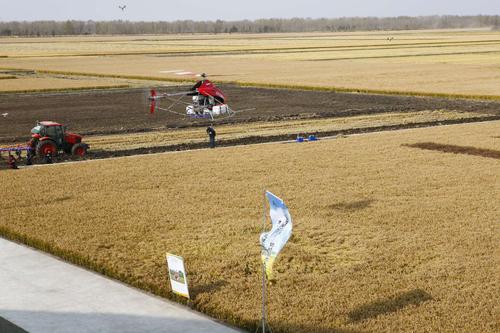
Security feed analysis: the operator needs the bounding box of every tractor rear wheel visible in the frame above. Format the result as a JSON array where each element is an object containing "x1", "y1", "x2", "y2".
[
  {"x1": 36, "y1": 140, "x2": 57, "y2": 157},
  {"x1": 71, "y1": 143, "x2": 87, "y2": 157}
]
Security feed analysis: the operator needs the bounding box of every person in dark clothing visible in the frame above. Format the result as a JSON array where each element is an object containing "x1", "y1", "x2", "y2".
[
  {"x1": 44, "y1": 153, "x2": 53, "y2": 164},
  {"x1": 206, "y1": 126, "x2": 216, "y2": 148},
  {"x1": 26, "y1": 149, "x2": 33, "y2": 165},
  {"x1": 8, "y1": 153, "x2": 18, "y2": 169}
]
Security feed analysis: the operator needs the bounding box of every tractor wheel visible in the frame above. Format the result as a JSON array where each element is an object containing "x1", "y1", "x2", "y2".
[
  {"x1": 36, "y1": 140, "x2": 57, "y2": 157},
  {"x1": 71, "y1": 143, "x2": 87, "y2": 157}
]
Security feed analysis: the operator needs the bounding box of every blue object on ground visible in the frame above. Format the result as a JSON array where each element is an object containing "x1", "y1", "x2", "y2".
[
  {"x1": 296, "y1": 137, "x2": 305, "y2": 143},
  {"x1": 308, "y1": 135, "x2": 318, "y2": 141}
]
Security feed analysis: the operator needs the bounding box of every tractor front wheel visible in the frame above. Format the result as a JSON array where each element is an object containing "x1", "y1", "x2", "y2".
[
  {"x1": 71, "y1": 143, "x2": 87, "y2": 157},
  {"x1": 36, "y1": 140, "x2": 57, "y2": 157}
]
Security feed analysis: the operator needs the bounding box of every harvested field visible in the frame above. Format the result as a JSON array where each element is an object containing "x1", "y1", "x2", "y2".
[
  {"x1": 0, "y1": 121, "x2": 498, "y2": 333},
  {"x1": 1, "y1": 29, "x2": 499, "y2": 97},
  {"x1": 1, "y1": 85, "x2": 499, "y2": 143},
  {"x1": 0, "y1": 76, "x2": 130, "y2": 92},
  {"x1": 2, "y1": 30, "x2": 498, "y2": 58},
  {"x1": 0, "y1": 70, "x2": 171, "y2": 93}
]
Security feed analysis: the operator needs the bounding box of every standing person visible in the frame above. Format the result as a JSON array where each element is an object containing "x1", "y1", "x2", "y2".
[
  {"x1": 206, "y1": 126, "x2": 216, "y2": 149},
  {"x1": 44, "y1": 153, "x2": 53, "y2": 164},
  {"x1": 8, "y1": 153, "x2": 18, "y2": 169},
  {"x1": 26, "y1": 149, "x2": 33, "y2": 166}
]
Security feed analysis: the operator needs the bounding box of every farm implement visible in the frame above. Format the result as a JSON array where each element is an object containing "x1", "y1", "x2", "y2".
[
  {"x1": 1, "y1": 121, "x2": 89, "y2": 168},
  {"x1": 0, "y1": 145, "x2": 33, "y2": 169}
]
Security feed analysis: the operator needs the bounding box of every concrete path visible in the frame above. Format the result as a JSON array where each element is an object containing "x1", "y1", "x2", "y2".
[{"x1": 0, "y1": 238, "x2": 243, "y2": 333}]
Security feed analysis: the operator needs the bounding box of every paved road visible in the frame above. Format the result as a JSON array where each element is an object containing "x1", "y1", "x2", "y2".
[{"x1": 0, "y1": 238, "x2": 243, "y2": 333}]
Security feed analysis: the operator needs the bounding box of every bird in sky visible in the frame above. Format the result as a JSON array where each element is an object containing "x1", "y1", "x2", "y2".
[{"x1": 119, "y1": 5, "x2": 127, "y2": 11}]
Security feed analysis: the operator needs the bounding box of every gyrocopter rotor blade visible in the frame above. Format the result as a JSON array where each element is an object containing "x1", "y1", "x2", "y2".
[
  {"x1": 185, "y1": 72, "x2": 237, "y2": 78},
  {"x1": 158, "y1": 70, "x2": 240, "y2": 78}
]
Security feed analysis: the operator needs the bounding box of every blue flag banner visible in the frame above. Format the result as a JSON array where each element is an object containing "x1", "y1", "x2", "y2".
[{"x1": 260, "y1": 191, "x2": 293, "y2": 279}]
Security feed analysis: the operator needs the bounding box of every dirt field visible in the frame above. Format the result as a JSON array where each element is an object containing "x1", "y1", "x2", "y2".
[
  {"x1": 1, "y1": 85, "x2": 499, "y2": 143},
  {"x1": 0, "y1": 121, "x2": 498, "y2": 333}
]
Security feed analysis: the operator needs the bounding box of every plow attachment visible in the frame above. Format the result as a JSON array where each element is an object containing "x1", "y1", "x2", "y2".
[
  {"x1": 0, "y1": 146, "x2": 32, "y2": 154},
  {"x1": 0, "y1": 145, "x2": 33, "y2": 169}
]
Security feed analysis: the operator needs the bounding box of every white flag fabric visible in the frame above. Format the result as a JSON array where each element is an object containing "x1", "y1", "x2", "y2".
[{"x1": 260, "y1": 191, "x2": 293, "y2": 279}]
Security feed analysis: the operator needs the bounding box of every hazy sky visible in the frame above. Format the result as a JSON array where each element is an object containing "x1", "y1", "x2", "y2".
[{"x1": 0, "y1": 0, "x2": 498, "y2": 21}]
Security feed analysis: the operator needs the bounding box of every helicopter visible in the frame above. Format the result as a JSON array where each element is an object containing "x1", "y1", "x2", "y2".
[{"x1": 147, "y1": 72, "x2": 252, "y2": 121}]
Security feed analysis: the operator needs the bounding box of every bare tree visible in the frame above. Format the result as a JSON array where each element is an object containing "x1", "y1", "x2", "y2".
[{"x1": 1, "y1": 15, "x2": 499, "y2": 36}]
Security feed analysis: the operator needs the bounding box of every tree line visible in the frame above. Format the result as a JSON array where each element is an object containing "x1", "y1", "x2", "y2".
[{"x1": 0, "y1": 15, "x2": 499, "y2": 36}]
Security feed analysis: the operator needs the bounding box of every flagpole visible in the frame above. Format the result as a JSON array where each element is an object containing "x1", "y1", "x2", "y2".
[
  {"x1": 262, "y1": 191, "x2": 267, "y2": 333},
  {"x1": 257, "y1": 191, "x2": 267, "y2": 333},
  {"x1": 261, "y1": 263, "x2": 266, "y2": 333}
]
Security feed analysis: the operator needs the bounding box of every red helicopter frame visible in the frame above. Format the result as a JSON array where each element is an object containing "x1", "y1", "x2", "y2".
[{"x1": 148, "y1": 73, "x2": 252, "y2": 120}]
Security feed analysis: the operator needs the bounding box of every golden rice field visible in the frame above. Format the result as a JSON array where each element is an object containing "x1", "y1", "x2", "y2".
[
  {"x1": 1, "y1": 29, "x2": 498, "y2": 57},
  {"x1": 1, "y1": 29, "x2": 500, "y2": 97},
  {"x1": 0, "y1": 76, "x2": 130, "y2": 92},
  {"x1": 1, "y1": 121, "x2": 498, "y2": 333},
  {"x1": 0, "y1": 71, "x2": 172, "y2": 92}
]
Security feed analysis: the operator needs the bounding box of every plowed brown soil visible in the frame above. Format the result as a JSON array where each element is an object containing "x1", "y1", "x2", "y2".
[{"x1": 1, "y1": 85, "x2": 499, "y2": 143}]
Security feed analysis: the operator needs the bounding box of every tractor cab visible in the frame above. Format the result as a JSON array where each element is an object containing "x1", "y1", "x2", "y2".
[
  {"x1": 30, "y1": 121, "x2": 88, "y2": 157},
  {"x1": 31, "y1": 122, "x2": 66, "y2": 147}
]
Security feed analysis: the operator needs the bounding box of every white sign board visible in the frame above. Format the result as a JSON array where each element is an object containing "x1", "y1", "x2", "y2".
[{"x1": 166, "y1": 253, "x2": 190, "y2": 299}]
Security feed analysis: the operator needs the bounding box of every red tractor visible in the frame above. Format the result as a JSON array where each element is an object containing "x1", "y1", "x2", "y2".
[{"x1": 30, "y1": 121, "x2": 89, "y2": 157}]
